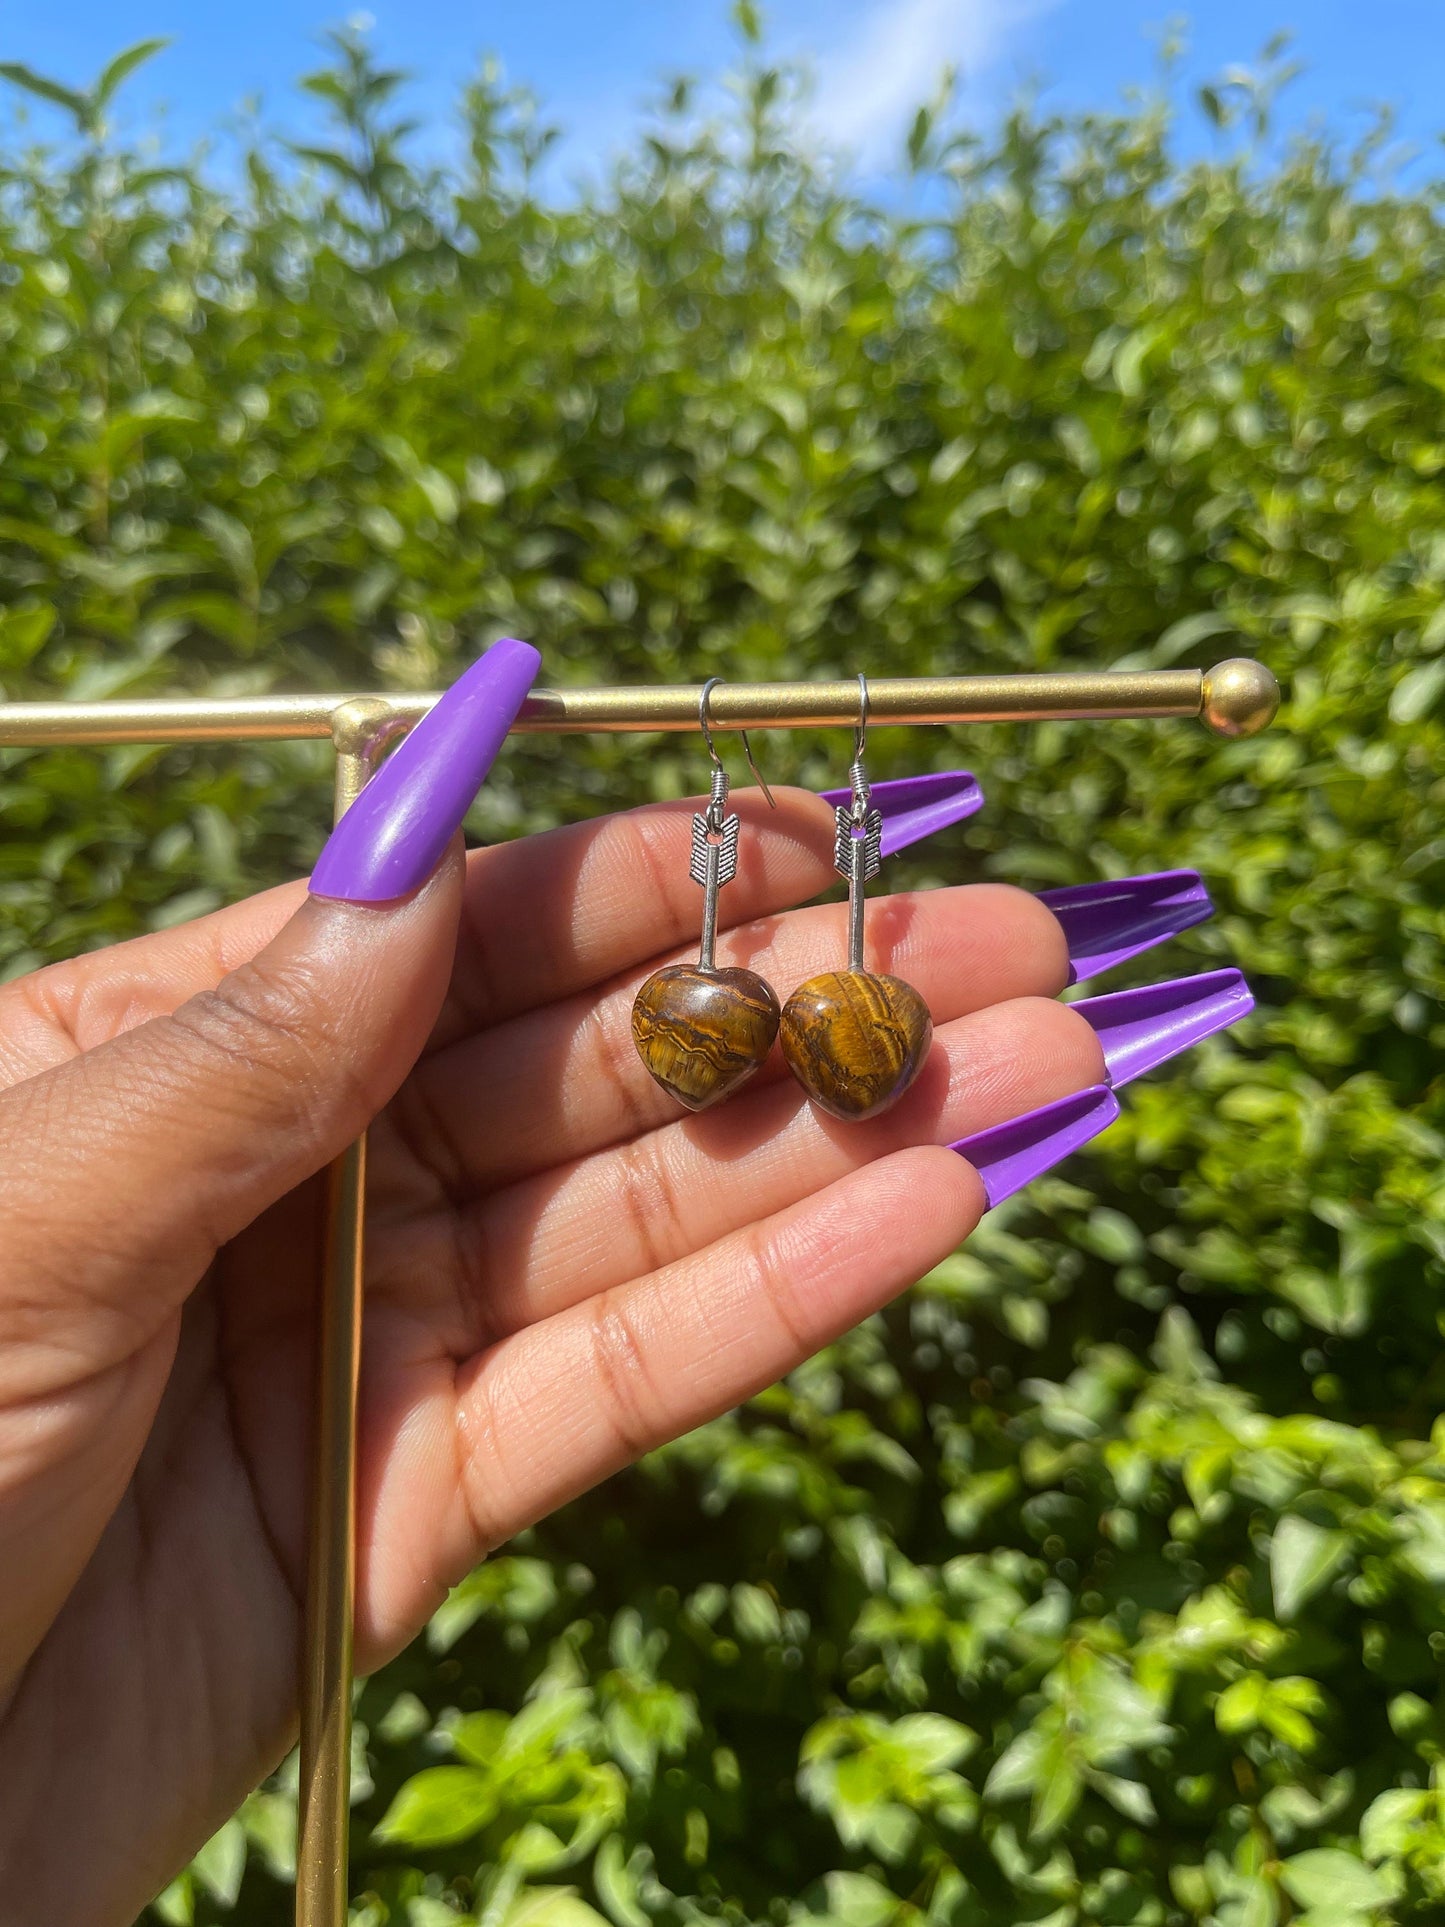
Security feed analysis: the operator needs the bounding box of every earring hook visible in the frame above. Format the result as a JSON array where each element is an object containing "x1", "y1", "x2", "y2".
[
  {"x1": 847, "y1": 672, "x2": 872, "y2": 826},
  {"x1": 853, "y1": 671, "x2": 870, "y2": 764},
  {"x1": 699, "y1": 676, "x2": 776, "y2": 809},
  {"x1": 699, "y1": 676, "x2": 725, "y2": 772}
]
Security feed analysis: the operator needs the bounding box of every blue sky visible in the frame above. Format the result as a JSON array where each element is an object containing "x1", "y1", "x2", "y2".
[{"x1": 1, "y1": 1, "x2": 1441, "y2": 184}]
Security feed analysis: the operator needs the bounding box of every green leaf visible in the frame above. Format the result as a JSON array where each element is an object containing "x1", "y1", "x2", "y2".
[
  {"x1": 1389, "y1": 657, "x2": 1445, "y2": 724},
  {"x1": 150, "y1": 1874, "x2": 194, "y2": 1926},
  {"x1": 731, "y1": 0, "x2": 763, "y2": 41},
  {"x1": 1280, "y1": 1849, "x2": 1392, "y2": 1914},
  {"x1": 1150, "y1": 610, "x2": 1236, "y2": 664},
  {"x1": 983, "y1": 1728, "x2": 1043, "y2": 1802},
  {"x1": 92, "y1": 37, "x2": 172, "y2": 110},
  {"x1": 0, "y1": 601, "x2": 56, "y2": 669},
  {"x1": 1216, "y1": 1674, "x2": 1266, "y2": 1734},
  {"x1": 889, "y1": 1713, "x2": 975, "y2": 1772},
  {"x1": 1090, "y1": 1770, "x2": 1157, "y2": 1824},
  {"x1": 0, "y1": 62, "x2": 88, "y2": 124},
  {"x1": 372, "y1": 1765, "x2": 498, "y2": 1848},
  {"x1": 1113, "y1": 327, "x2": 1158, "y2": 399},
  {"x1": 1360, "y1": 1788, "x2": 1431, "y2": 1861},
  {"x1": 502, "y1": 1888, "x2": 612, "y2": 1927},
  {"x1": 1031, "y1": 1751, "x2": 1083, "y2": 1839},
  {"x1": 191, "y1": 1818, "x2": 246, "y2": 1907},
  {"x1": 1270, "y1": 1515, "x2": 1349, "y2": 1620}
]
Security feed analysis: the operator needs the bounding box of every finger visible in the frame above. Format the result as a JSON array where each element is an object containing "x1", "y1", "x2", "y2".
[
  {"x1": 0, "y1": 884, "x2": 306, "y2": 1088},
  {"x1": 379, "y1": 882, "x2": 1070, "y2": 1191},
  {"x1": 430, "y1": 784, "x2": 838, "y2": 1042},
  {"x1": 462, "y1": 1145, "x2": 978, "y2": 1525},
  {"x1": 0, "y1": 786, "x2": 826, "y2": 1085},
  {"x1": 0, "y1": 786, "x2": 828, "y2": 1087},
  {"x1": 0, "y1": 860, "x2": 463, "y2": 1393},
  {"x1": 374, "y1": 993, "x2": 1104, "y2": 1347},
  {"x1": 356, "y1": 1145, "x2": 981, "y2": 1647}
]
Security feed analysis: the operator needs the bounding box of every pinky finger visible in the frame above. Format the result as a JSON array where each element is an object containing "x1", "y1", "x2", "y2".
[{"x1": 452, "y1": 1146, "x2": 984, "y2": 1551}]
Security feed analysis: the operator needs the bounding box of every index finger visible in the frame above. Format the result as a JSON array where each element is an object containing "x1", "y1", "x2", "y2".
[
  {"x1": 431, "y1": 785, "x2": 838, "y2": 1044},
  {"x1": 0, "y1": 882, "x2": 305, "y2": 1087}
]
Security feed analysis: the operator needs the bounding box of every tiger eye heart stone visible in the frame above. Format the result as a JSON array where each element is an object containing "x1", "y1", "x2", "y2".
[
  {"x1": 780, "y1": 969, "x2": 932, "y2": 1121},
  {"x1": 631, "y1": 963, "x2": 781, "y2": 1112}
]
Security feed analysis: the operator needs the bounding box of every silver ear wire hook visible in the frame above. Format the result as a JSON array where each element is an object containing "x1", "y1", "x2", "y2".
[
  {"x1": 700, "y1": 675, "x2": 776, "y2": 811},
  {"x1": 836, "y1": 672, "x2": 881, "y2": 970},
  {"x1": 848, "y1": 671, "x2": 872, "y2": 825},
  {"x1": 698, "y1": 675, "x2": 725, "y2": 774}
]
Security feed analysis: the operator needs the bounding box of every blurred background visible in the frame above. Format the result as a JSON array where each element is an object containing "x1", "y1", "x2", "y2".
[
  {"x1": 7, "y1": 0, "x2": 1445, "y2": 186},
  {"x1": 1, "y1": 3, "x2": 1443, "y2": 1923}
]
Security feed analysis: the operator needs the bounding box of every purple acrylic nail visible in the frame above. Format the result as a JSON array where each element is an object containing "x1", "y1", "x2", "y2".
[
  {"x1": 310, "y1": 637, "x2": 541, "y2": 903},
  {"x1": 950, "y1": 1084, "x2": 1120, "y2": 1208},
  {"x1": 820, "y1": 769, "x2": 984, "y2": 857},
  {"x1": 1072, "y1": 968, "x2": 1253, "y2": 1087},
  {"x1": 1039, "y1": 870, "x2": 1214, "y2": 984}
]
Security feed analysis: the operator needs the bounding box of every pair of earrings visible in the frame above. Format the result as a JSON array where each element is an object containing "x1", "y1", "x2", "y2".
[{"x1": 631, "y1": 677, "x2": 933, "y2": 1122}]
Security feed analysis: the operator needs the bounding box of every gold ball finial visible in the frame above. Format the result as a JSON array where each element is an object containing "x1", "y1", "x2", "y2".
[{"x1": 1201, "y1": 658, "x2": 1280, "y2": 738}]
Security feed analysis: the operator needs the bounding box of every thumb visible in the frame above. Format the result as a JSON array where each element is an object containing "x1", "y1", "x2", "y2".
[
  {"x1": 0, "y1": 869, "x2": 462, "y2": 1350},
  {"x1": 0, "y1": 867, "x2": 463, "y2": 1690},
  {"x1": 0, "y1": 636, "x2": 540, "y2": 1368},
  {"x1": 0, "y1": 644, "x2": 536, "y2": 1688}
]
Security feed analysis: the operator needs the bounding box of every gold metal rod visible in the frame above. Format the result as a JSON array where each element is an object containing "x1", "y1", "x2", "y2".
[
  {"x1": 0, "y1": 658, "x2": 1280, "y2": 747},
  {"x1": 296, "y1": 700, "x2": 404, "y2": 1927}
]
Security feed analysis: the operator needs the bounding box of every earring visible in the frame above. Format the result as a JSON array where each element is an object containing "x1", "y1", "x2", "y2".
[
  {"x1": 631, "y1": 679, "x2": 781, "y2": 1112},
  {"x1": 781, "y1": 675, "x2": 932, "y2": 1120}
]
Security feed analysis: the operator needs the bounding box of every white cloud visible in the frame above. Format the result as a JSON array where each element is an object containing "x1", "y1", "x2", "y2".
[{"x1": 808, "y1": 0, "x2": 1058, "y2": 166}]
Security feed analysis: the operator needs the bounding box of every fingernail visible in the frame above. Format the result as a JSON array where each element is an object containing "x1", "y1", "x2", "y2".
[
  {"x1": 310, "y1": 638, "x2": 541, "y2": 902},
  {"x1": 1072, "y1": 968, "x2": 1253, "y2": 1087},
  {"x1": 1038, "y1": 870, "x2": 1213, "y2": 984},
  {"x1": 950, "y1": 1084, "x2": 1119, "y2": 1208},
  {"x1": 819, "y1": 770, "x2": 983, "y2": 857}
]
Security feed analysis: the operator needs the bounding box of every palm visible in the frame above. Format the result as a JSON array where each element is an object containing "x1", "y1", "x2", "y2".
[{"x1": 0, "y1": 792, "x2": 1100, "y2": 1919}]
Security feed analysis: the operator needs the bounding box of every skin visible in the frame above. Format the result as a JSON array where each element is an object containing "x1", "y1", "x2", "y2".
[{"x1": 0, "y1": 787, "x2": 1104, "y2": 1923}]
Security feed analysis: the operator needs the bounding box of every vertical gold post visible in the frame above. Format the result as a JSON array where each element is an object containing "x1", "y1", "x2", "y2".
[{"x1": 297, "y1": 699, "x2": 404, "y2": 1927}]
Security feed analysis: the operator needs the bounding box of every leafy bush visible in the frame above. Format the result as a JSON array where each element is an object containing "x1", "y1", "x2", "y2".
[{"x1": 1, "y1": 20, "x2": 1443, "y2": 1927}]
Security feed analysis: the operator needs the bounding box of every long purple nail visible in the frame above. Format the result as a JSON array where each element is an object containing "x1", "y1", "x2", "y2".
[
  {"x1": 1073, "y1": 968, "x2": 1253, "y2": 1087},
  {"x1": 820, "y1": 770, "x2": 983, "y2": 857},
  {"x1": 1039, "y1": 870, "x2": 1213, "y2": 984},
  {"x1": 310, "y1": 638, "x2": 541, "y2": 902},
  {"x1": 950, "y1": 1085, "x2": 1119, "y2": 1208}
]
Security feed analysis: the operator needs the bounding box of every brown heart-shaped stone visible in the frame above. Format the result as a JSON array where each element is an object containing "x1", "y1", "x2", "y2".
[
  {"x1": 631, "y1": 963, "x2": 781, "y2": 1111},
  {"x1": 780, "y1": 969, "x2": 932, "y2": 1121}
]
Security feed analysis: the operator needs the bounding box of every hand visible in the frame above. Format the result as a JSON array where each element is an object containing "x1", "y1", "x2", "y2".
[{"x1": 0, "y1": 780, "x2": 1101, "y2": 1923}]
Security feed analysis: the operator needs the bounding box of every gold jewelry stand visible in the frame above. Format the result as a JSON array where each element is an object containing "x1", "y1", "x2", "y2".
[{"x1": 0, "y1": 657, "x2": 1279, "y2": 1927}]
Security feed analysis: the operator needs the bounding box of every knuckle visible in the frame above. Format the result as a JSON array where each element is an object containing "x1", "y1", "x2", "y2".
[
  {"x1": 581, "y1": 997, "x2": 652, "y2": 1140},
  {"x1": 614, "y1": 1134, "x2": 687, "y2": 1277},
  {"x1": 453, "y1": 1365, "x2": 510, "y2": 1557},
  {"x1": 619, "y1": 809, "x2": 694, "y2": 942},
  {"x1": 167, "y1": 956, "x2": 371, "y2": 1143},
  {"x1": 385, "y1": 1068, "x2": 473, "y2": 1206},
  {"x1": 585, "y1": 1292, "x2": 660, "y2": 1461},
  {"x1": 736, "y1": 1220, "x2": 812, "y2": 1355}
]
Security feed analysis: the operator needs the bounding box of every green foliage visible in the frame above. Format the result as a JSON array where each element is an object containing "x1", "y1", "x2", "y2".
[{"x1": 0, "y1": 24, "x2": 1443, "y2": 1927}]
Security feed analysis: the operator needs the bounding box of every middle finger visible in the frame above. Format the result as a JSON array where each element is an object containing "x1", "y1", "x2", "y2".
[{"x1": 374, "y1": 882, "x2": 1069, "y2": 1197}]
